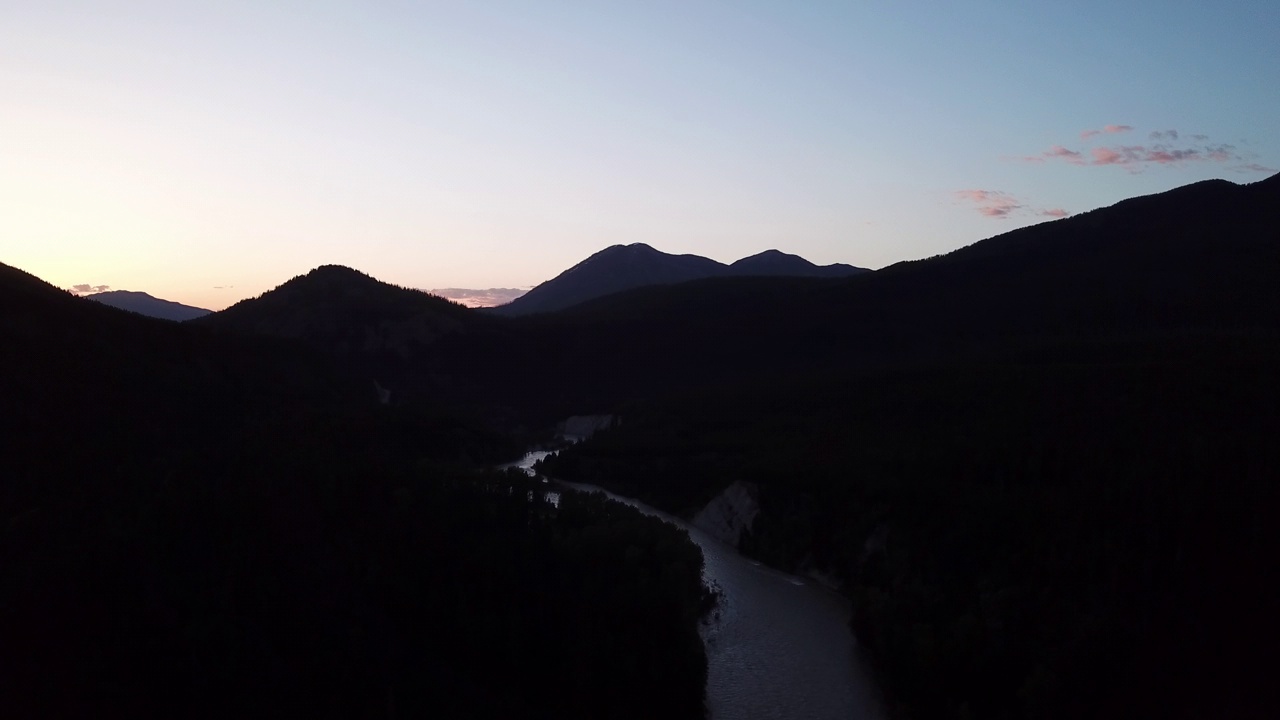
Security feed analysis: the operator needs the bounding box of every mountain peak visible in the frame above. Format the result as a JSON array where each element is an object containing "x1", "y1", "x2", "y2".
[
  {"x1": 298, "y1": 265, "x2": 377, "y2": 284},
  {"x1": 729, "y1": 250, "x2": 868, "y2": 279},
  {"x1": 493, "y1": 245, "x2": 728, "y2": 316},
  {"x1": 199, "y1": 265, "x2": 477, "y2": 355},
  {"x1": 493, "y1": 245, "x2": 868, "y2": 316}
]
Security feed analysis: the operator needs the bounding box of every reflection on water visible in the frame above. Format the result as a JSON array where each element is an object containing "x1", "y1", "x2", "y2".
[{"x1": 502, "y1": 451, "x2": 881, "y2": 720}]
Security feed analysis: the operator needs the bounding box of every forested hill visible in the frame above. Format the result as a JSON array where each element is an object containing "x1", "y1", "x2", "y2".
[
  {"x1": 197, "y1": 264, "x2": 492, "y2": 352},
  {"x1": 1, "y1": 261, "x2": 716, "y2": 718},
  {"x1": 193, "y1": 264, "x2": 524, "y2": 411},
  {"x1": 179, "y1": 174, "x2": 1280, "y2": 426},
  {"x1": 0, "y1": 261, "x2": 364, "y2": 490}
]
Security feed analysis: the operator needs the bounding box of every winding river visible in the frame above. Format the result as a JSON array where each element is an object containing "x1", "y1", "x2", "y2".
[{"x1": 502, "y1": 451, "x2": 882, "y2": 720}]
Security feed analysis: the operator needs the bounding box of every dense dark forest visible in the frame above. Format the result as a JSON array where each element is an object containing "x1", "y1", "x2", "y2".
[
  {"x1": 0, "y1": 264, "x2": 714, "y2": 719},
  {"x1": 538, "y1": 335, "x2": 1280, "y2": 718}
]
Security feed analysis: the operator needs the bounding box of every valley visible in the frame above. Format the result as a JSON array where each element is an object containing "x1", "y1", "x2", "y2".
[{"x1": 3, "y1": 173, "x2": 1278, "y2": 718}]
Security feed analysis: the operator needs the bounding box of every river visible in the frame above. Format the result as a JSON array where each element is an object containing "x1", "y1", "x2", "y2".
[{"x1": 502, "y1": 451, "x2": 882, "y2": 720}]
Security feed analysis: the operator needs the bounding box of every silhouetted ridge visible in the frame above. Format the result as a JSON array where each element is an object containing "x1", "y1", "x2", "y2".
[
  {"x1": 472, "y1": 175, "x2": 1280, "y2": 419},
  {"x1": 492, "y1": 244, "x2": 866, "y2": 316},
  {"x1": 198, "y1": 264, "x2": 490, "y2": 357},
  {"x1": 87, "y1": 290, "x2": 211, "y2": 321},
  {"x1": 1250, "y1": 170, "x2": 1280, "y2": 191},
  {"x1": 0, "y1": 262, "x2": 82, "y2": 311},
  {"x1": 729, "y1": 249, "x2": 868, "y2": 278}
]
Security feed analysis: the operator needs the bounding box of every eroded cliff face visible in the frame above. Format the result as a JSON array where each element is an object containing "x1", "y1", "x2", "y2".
[{"x1": 692, "y1": 481, "x2": 760, "y2": 547}]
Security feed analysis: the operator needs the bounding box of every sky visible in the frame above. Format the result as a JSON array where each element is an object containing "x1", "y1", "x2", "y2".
[{"x1": 3, "y1": 1, "x2": 1277, "y2": 310}]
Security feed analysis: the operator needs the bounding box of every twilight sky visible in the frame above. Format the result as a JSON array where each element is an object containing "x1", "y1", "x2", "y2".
[{"x1": 3, "y1": 1, "x2": 1276, "y2": 310}]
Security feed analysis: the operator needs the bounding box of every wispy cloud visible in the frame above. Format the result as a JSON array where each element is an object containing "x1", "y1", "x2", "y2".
[
  {"x1": 1045, "y1": 145, "x2": 1085, "y2": 164},
  {"x1": 1022, "y1": 128, "x2": 1271, "y2": 173},
  {"x1": 955, "y1": 190, "x2": 1022, "y2": 218},
  {"x1": 69, "y1": 283, "x2": 110, "y2": 295},
  {"x1": 1090, "y1": 147, "x2": 1131, "y2": 165},
  {"x1": 1080, "y1": 124, "x2": 1133, "y2": 140},
  {"x1": 955, "y1": 190, "x2": 1068, "y2": 220}
]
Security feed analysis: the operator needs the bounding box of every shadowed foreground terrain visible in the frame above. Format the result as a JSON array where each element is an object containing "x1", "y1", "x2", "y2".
[
  {"x1": 0, "y1": 264, "x2": 713, "y2": 719},
  {"x1": 534, "y1": 175, "x2": 1280, "y2": 718}
]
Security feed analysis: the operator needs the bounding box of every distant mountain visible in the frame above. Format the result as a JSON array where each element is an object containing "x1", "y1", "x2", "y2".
[
  {"x1": 490, "y1": 243, "x2": 867, "y2": 316},
  {"x1": 86, "y1": 290, "x2": 211, "y2": 321},
  {"x1": 462, "y1": 174, "x2": 1280, "y2": 418},
  {"x1": 728, "y1": 249, "x2": 866, "y2": 278}
]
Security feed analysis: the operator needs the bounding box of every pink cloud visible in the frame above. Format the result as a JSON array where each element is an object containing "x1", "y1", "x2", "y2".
[
  {"x1": 978, "y1": 206, "x2": 1017, "y2": 218},
  {"x1": 1044, "y1": 145, "x2": 1085, "y2": 164},
  {"x1": 1081, "y1": 124, "x2": 1133, "y2": 139},
  {"x1": 68, "y1": 283, "x2": 110, "y2": 296},
  {"x1": 1233, "y1": 163, "x2": 1276, "y2": 174},
  {"x1": 955, "y1": 189, "x2": 1022, "y2": 218},
  {"x1": 955, "y1": 190, "x2": 1068, "y2": 220},
  {"x1": 1036, "y1": 128, "x2": 1267, "y2": 171},
  {"x1": 1091, "y1": 147, "x2": 1127, "y2": 165},
  {"x1": 428, "y1": 287, "x2": 529, "y2": 308}
]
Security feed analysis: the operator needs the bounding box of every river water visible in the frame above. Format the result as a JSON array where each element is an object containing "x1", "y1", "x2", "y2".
[{"x1": 502, "y1": 451, "x2": 882, "y2": 720}]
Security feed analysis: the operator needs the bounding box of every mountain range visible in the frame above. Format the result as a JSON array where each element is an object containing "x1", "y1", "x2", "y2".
[
  {"x1": 85, "y1": 290, "x2": 211, "y2": 321},
  {"x1": 173, "y1": 174, "x2": 1280, "y2": 423},
  {"x1": 5, "y1": 172, "x2": 1278, "y2": 719},
  {"x1": 489, "y1": 244, "x2": 868, "y2": 316}
]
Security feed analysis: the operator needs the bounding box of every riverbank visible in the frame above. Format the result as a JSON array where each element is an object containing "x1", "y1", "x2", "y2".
[{"x1": 509, "y1": 451, "x2": 881, "y2": 720}]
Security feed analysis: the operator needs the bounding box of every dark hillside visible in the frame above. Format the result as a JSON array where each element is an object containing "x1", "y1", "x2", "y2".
[
  {"x1": 1, "y1": 262, "x2": 714, "y2": 719},
  {"x1": 195, "y1": 265, "x2": 519, "y2": 413},
  {"x1": 534, "y1": 175, "x2": 1280, "y2": 718},
  {"x1": 490, "y1": 175, "x2": 1280, "y2": 419},
  {"x1": 540, "y1": 333, "x2": 1280, "y2": 719},
  {"x1": 198, "y1": 265, "x2": 484, "y2": 352}
]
